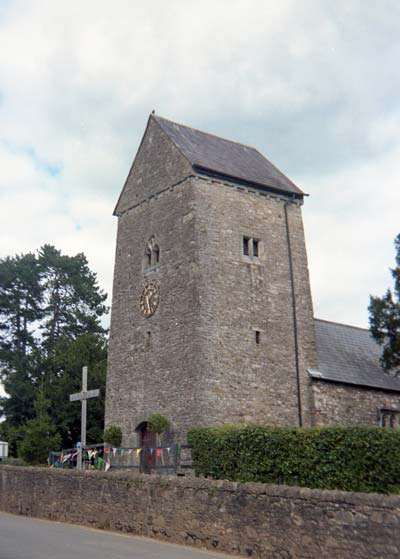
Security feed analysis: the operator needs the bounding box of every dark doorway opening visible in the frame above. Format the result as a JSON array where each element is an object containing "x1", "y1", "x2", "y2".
[{"x1": 136, "y1": 421, "x2": 157, "y2": 472}]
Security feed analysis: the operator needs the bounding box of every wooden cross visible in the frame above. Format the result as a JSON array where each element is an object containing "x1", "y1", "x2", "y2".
[{"x1": 69, "y1": 366, "x2": 100, "y2": 470}]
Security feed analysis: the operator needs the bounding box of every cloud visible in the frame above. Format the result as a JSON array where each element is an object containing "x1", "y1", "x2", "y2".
[{"x1": 0, "y1": 0, "x2": 399, "y2": 333}]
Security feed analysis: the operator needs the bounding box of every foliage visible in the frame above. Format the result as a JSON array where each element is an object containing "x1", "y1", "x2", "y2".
[
  {"x1": 187, "y1": 424, "x2": 400, "y2": 494},
  {"x1": 369, "y1": 233, "x2": 400, "y2": 375},
  {"x1": 46, "y1": 334, "x2": 107, "y2": 448},
  {"x1": 103, "y1": 425, "x2": 122, "y2": 447},
  {"x1": 0, "y1": 422, "x2": 25, "y2": 457},
  {"x1": 148, "y1": 414, "x2": 170, "y2": 434},
  {"x1": 17, "y1": 391, "x2": 62, "y2": 464},
  {"x1": 0, "y1": 245, "x2": 108, "y2": 456},
  {"x1": 37, "y1": 245, "x2": 108, "y2": 354}
]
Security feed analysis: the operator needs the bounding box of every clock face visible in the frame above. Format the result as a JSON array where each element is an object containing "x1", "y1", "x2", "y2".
[{"x1": 139, "y1": 282, "x2": 159, "y2": 317}]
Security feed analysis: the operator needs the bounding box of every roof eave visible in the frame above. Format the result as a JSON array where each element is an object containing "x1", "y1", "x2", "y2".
[
  {"x1": 193, "y1": 165, "x2": 306, "y2": 199},
  {"x1": 308, "y1": 369, "x2": 400, "y2": 393}
]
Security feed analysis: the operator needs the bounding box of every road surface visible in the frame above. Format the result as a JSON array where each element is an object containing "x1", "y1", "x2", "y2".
[{"x1": 0, "y1": 512, "x2": 235, "y2": 559}]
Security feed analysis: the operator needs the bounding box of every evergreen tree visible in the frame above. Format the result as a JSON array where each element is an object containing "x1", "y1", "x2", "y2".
[
  {"x1": 0, "y1": 245, "x2": 108, "y2": 460},
  {"x1": 369, "y1": 234, "x2": 400, "y2": 375},
  {"x1": 17, "y1": 391, "x2": 61, "y2": 464},
  {"x1": 47, "y1": 333, "x2": 107, "y2": 448},
  {"x1": 0, "y1": 253, "x2": 42, "y2": 425},
  {"x1": 38, "y1": 244, "x2": 107, "y2": 354}
]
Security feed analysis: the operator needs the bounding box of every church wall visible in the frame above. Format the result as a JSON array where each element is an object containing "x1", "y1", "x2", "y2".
[
  {"x1": 106, "y1": 178, "x2": 209, "y2": 445},
  {"x1": 114, "y1": 116, "x2": 193, "y2": 215},
  {"x1": 191, "y1": 176, "x2": 317, "y2": 428},
  {"x1": 311, "y1": 380, "x2": 400, "y2": 426},
  {"x1": 107, "y1": 118, "x2": 319, "y2": 443},
  {"x1": 106, "y1": 119, "x2": 211, "y2": 445}
]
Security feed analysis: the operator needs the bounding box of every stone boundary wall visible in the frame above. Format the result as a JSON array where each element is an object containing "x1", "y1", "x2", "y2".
[{"x1": 0, "y1": 466, "x2": 399, "y2": 559}]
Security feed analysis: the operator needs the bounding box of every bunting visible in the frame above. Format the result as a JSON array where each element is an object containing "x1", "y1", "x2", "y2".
[{"x1": 62, "y1": 453, "x2": 72, "y2": 464}]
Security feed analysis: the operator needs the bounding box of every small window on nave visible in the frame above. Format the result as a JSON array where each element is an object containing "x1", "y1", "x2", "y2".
[
  {"x1": 144, "y1": 236, "x2": 160, "y2": 270},
  {"x1": 380, "y1": 408, "x2": 400, "y2": 428}
]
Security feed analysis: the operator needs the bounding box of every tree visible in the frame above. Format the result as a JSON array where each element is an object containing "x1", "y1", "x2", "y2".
[
  {"x1": 48, "y1": 333, "x2": 107, "y2": 448},
  {"x1": 38, "y1": 245, "x2": 107, "y2": 355},
  {"x1": 0, "y1": 253, "x2": 42, "y2": 425},
  {"x1": 0, "y1": 245, "x2": 108, "y2": 457},
  {"x1": 17, "y1": 390, "x2": 61, "y2": 464},
  {"x1": 369, "y1": 234, "x2": 400, "y2": 375}
]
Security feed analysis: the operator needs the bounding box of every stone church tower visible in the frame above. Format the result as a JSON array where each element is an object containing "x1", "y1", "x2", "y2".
[{"x1": 105, "y1": 114, "x2": 318, "y2": 446}]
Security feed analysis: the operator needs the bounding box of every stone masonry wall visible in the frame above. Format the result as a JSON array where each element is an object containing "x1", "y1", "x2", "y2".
[
  {"x1": 192, "y1": 176, "x2": 317, "y2": 428},
  {"x1": 1, "y1": 466, "x2": 399, "y2": 559},
  {"x1": 107, "y1": 117, "x2": 318, "y2": 445},
  {"x1": 106, "y1": 120, "x2": 206, "y2": 445},
  {"x1": 106, "y1": 178, "x2": 206, "y2": 445},
  {"x1": 312, "y1": 380, "x2": 400, "y2": 426}
]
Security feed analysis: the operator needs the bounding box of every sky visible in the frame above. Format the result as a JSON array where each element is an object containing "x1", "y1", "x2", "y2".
[{"x1": 0, "y1": 0, "x2": 399, "y2": 352}]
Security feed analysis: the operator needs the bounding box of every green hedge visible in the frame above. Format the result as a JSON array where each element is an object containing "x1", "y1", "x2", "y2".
[{"x1": 187, "y1": 425, "x2": 400, "y2": 494}]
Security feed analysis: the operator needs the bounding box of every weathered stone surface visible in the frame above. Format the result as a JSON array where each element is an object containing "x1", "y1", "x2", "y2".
[
  {"x1": 311, "y1": 381, "x2": 400, "y2": 426},
  {"x1": 106, "y1": 117, "x2": 318, "y2": 445},
  {"x1": 1, "y1": 466, "x2": 399, "y2": 559},
  {"x1": 106, "y1": 115, "x2": 399, "y2": 445}
]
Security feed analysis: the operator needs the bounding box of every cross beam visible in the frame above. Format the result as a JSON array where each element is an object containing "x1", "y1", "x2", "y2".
[{"x1": 69, "y1": 366, "x2": 100, "y2": 470}]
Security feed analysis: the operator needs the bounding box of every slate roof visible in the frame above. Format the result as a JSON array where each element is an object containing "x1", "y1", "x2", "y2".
[
  {"x1": 153, "y1": 115, "x2": 304, "y2": 198},
  {"x1": 311, "y1": 319, "x2": 400, "y2": 392}
]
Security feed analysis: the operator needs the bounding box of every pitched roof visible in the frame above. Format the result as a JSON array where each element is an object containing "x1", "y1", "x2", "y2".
[
  {"x1": 153, "y1": 115, "x2": 304, "y2": 198},
  {"x1": 311, "y1": 319, "x2": 400, "y2": 392}
]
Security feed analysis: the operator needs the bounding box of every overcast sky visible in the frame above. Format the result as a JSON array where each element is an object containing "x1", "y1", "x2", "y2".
[{"x1": 1, "y1": 0, "x2": 399, "y2": 343}]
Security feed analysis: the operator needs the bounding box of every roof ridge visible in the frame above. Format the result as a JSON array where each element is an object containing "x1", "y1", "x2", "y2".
[
  {"x1": 314, "y1": 317, "x2": 370, "y2": 332},
  {"x1": 152, "y1": 113, "x2": 261, "y2": 152}
]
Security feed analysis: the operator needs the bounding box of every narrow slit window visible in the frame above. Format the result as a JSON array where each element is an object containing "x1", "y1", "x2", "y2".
[
  {"x1": 253, "y1": 239, "x2": 259, "y2": 258},
  {"x1": 146, "y1": 331, "x2": 151, "y2": 347},
  {"x1": 243, "y1": 237, "x2": 250, "y2": 256},
  {"x1": 154, "y1": 246, "x2": 160, "y2": 264},
  {"x1": 255, "y1": 330, "x2": 260, "y2": 344}
]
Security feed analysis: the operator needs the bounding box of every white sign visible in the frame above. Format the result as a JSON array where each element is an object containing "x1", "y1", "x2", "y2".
[{"x1": 0, "y1": 441, "x2": 8, "y2": 460}]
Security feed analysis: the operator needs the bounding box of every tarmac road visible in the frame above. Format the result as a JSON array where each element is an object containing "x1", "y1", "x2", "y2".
[{"x1": 0, "y1": 512, "x2": 235, "y2": 559}]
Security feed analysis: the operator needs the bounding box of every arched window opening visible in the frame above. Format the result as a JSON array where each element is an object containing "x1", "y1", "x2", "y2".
[
  {"x1": 154, "y1": 244, "x2": 160, "y2": 265},
  {"x1": 144, "y1": 237, "x2": 160, "y2": 270},
  {"x1": 145, "y1": 247, "x2": 151, "y2": 267}
]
